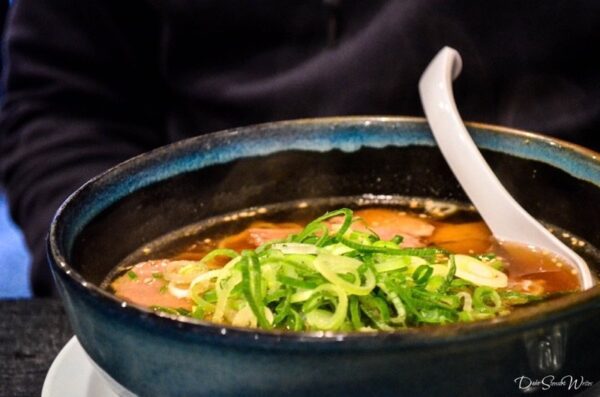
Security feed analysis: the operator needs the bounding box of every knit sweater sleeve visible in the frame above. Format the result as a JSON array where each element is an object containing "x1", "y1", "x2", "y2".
[{"x1": 0, "y1": 0, "x2": 164, "y2": 295}]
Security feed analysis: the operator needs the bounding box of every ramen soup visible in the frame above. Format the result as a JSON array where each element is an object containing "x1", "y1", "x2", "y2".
[{"x1": 106, "y1": 199, "x2": 583, "y2": 332}]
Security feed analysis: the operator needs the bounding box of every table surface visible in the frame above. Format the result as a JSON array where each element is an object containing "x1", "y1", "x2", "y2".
[{"x1": 1, "y1": 299, "x2": 72, "y2": 397}]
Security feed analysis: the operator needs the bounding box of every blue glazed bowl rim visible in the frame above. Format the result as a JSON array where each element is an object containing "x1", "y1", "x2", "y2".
[{"x1": 48, "y1": 116, "x2": 600, "y2": 347}]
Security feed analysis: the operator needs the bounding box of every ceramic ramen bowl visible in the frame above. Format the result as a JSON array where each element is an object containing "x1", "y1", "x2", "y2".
[{"x1": 48, "y1": 117, "x2": 600, "y2": 396}]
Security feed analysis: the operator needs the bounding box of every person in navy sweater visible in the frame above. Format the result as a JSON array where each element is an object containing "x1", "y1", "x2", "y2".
[{"x1": 1, "y1": 0, "x2": 599, "y2": 295}]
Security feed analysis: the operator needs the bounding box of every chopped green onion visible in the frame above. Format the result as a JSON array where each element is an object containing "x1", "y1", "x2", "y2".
[
  {"x1": 412, "y1": 265, "x2": 433, "y2": 285},
  {"x1": 147, "y1": 208, "x2": 544, "y2": 331},
  {"x1": 241, "y1": 251, "x2": 272, "y2": 329},
  {"x1": 438, "y1": 255, "x2": 456, "y2": 293},
  {"x1": 473, "y1": 287, "x2": 503, "y2": 312}
]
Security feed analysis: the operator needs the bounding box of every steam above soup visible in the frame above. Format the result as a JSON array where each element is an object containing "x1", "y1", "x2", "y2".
[{"x1": 107, "y1": 202, "x2": 581, "y2": 332}]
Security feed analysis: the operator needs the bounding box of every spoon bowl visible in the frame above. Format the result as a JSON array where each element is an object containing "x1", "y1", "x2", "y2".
[{"x1": 419, "y1": 46, "x2": 594, "y2": 289}]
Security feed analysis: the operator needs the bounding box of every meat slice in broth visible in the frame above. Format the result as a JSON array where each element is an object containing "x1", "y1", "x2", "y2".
[{"x1": 112, "y1": 260, "x2": 192, "y2": 310}]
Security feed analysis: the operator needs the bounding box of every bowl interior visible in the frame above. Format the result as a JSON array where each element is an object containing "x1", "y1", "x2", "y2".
[{"x1": 51, "y1": 117, "x2": 600, "y2": 307}]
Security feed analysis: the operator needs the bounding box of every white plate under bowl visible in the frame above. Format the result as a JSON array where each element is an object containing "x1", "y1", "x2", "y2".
[{"x1": 42, "y1": 337, "x2": 136, "y2": 397}]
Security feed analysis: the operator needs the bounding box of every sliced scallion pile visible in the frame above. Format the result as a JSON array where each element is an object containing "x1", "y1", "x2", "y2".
[{"x1": 158, "y1": 208, "x2": 541, "y2": 331}]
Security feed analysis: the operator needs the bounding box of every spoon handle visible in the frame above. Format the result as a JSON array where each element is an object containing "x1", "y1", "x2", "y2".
[{"x1": 419, "y1": 46, "x2": 593, "y2": 288}]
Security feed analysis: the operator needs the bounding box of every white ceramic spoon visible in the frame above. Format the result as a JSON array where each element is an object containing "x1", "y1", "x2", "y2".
[{"x1": 419, "y1": 46, "x2": 594, "y2": 289}]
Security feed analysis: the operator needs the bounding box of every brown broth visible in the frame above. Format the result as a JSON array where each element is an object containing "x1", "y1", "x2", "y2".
[
  {"x1": 498, "y1": 241, "x2": 580, "y2": 293},
  {"x1": 104, "y1": 196, "x2": 595, "y2": 321}
]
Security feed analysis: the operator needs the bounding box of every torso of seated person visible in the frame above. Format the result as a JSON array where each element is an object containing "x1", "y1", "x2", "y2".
[{"x1": 2, "y1": 0, "x2": 599, "y2": 296}]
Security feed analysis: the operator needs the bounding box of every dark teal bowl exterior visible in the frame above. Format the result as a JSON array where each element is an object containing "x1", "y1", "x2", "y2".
[{"x1": 49, "y1": 117, "x2": 600, "y2": 396}]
